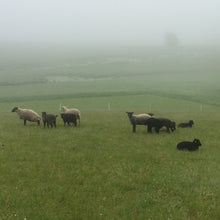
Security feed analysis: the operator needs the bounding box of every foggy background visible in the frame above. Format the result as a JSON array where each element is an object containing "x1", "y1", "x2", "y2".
[{"x1": 1, "y1": 0, "x2": 220, "y2": 47}]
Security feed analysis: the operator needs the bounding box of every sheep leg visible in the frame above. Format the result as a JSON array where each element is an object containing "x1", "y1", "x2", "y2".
[
  {"x1": 147, "y1": 125, "x2": 152, "y2": 133},
  {"x1": 132, "y1": 124, "x2": 136, "y2": 133},
  {"x1": 24, "y1": 120, "x2": 26, "y2": 125},
  {"x1": 155, "y1": 127, "x2": 160, "y2": 133}
]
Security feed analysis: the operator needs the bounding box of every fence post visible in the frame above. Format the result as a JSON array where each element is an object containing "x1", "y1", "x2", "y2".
[
  {"x1": 200, "y1": 104, "x2": 203, "y2": 112},
  {"x1": 108, "y1": 103, "x2": 111, "y2": 111}
]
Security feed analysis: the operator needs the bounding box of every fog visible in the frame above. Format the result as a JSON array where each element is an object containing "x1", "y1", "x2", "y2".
[{"x1": 1, "y1": 0, "x2": 220, "y2": 47}]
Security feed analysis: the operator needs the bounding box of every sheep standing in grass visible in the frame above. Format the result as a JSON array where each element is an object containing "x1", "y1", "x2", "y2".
[
  {"x1": 126, "y1": 112, "x2": 152, "y2": 133},
  {"x1": 178, "y1": 120, "x2": 194, "y2": 128},
  {"x1": 146, "y1": 117, "x2": 176, "y2": 133},
  {"x1": 61, "y1": 106, "x2": 81, "y2": 125},
  {"x1": 177, "y1": 139, "x2": 202, "y2": 151},
  {"x1": 42, "y1": 112, "x2": 58, "y2": 128},
  {"x1": 12, "y1": 107, "x2": 41, "y2": 125},
  {"x1": 61, "y1": 113, "x2": 77, "y2": 127}
]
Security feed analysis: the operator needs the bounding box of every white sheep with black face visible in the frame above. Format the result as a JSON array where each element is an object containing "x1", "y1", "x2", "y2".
[
  {"x1": 126, "y1": 111, "x2": 153, "y2": 133},
  {"x1": 61, "y1": 106, "x2": 81, "y2": 125},
  {"x1": 12, "y1": 107, "x2": 41, "y2": 126}
]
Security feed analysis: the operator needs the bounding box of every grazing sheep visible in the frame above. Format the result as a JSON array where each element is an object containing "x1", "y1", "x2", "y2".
[
  {"x1": 146, "y1": 117, "x2": 176, "y2": 133},
  {"x1": 61, "y1": 113, "x2": 77, "y2": 127},
  {"x1": 178, "y1": 120, "x2": 194, "y2": 128},
  {"x1": 177, "y1": 139, "x2": 202, "y2": 151},
  {"x1": 61, "y1": 106, "x2": 81, "y2": 125},
  {"x1": 42, "y1": 112, "x2": 58, "y2": 128},
  {"x1": 126, "y1": 112, "x2": 152, "y2": 133},
  {"x1": 12, "y1": 107, "x2": 41, "y2": 125}
]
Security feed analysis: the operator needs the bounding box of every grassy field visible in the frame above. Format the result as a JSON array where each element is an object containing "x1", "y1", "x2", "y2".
[{"x1": 0, "y1": 46, "x2": 219, "y2": 219}]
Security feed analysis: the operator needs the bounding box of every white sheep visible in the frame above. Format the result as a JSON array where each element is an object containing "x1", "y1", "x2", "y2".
[
  {"x1": 61, "y1": 106, "x2": 81, "y2": 125},
  {"x1": 12, "y1": 107, "x2": 41, "y2": 126},
  {"x1": 126, "y1": 112, "x2": 152, "y2": 133}
]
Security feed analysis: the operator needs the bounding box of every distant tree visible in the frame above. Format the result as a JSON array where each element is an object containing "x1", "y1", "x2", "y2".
[{"x1": 164, "y1": 32, "x2": 179, "y2": 48}]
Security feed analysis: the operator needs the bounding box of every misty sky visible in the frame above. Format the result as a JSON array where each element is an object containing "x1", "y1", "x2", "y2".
[{"x1": 1, "y1": 0, "x2": 220, "y2": 46}]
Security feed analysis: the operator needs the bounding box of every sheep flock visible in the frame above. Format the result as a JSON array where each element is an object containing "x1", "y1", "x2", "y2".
[{"x1": 11, "y1": 106, "x2": 201, "y2": 151}]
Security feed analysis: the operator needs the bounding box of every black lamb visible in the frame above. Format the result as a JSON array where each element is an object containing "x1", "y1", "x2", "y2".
[
  {"x1": 42, "y1": 112, "x2": 57, "y2": 128},
  {"x1": 61, "y1": 113, "x2": 77, "y2": 127},
  {"x1": 146, "y1": 117, "x2": 176, "y2": 133},
  {"x1": 177, "y1": 139, "x2": 202, "y2": 151},
  {"x1": 178, "y1": 120, "x2": 194, "y2": 128}
]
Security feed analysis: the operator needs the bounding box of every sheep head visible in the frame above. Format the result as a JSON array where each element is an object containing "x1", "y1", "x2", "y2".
[
  {"x1": 126, "y1": 112, "x2": 134, "y2": 118},
  {"x1": 61, "y1": 106, "x2": 67, "y2": 112},
  {"x1": 42, "y1": 112, "x2": 47, "y2": 118},
  {"x1": 193, "y1": 139, "x2": 202, "y2": 146},
  {"x1": 189, "y1": 120, "x2": 194, "y2": 125},
  {"x1": 171, "y1": 121, "x2": 176, "y2": 131},
  {"x1": 12, "y1": 107, "x2": 18, "y2": 112}
]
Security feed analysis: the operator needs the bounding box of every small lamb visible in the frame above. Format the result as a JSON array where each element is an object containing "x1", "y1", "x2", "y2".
[
  {"x1": 60, "y1": 113, "x2": 77, "y2": 127},
  {"x1": 178, "y1": 120, "x2": 194, "y2": 128},
  {"x1": 42, "y1": 112, "x2": 58, "y2": 128},
  {"x1": 177, "y1": 139, "x2": 202, "y2": 151},
  {"x1": 146, "y1": 117, "x2": 176, "y2": 133},
  {"x1": 61, "y1": 106, "x2": 80, "y2": 125}
]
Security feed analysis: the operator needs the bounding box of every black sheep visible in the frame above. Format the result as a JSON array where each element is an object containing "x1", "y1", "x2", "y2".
[
  {"x1": 61, "y1": 113, "x2": 77, "y2": 127},
  {"x1": 178, "y1": 120, "x2": 194, "y2": 128},
  {"x1": 42, "y1": 112, "x2": 57, "y2": 128},
  {"x1": 177, "y1": 139, "x2": 202, "y2": 151},
  {"x1": 146, "y1": 117, "x2": 176, "y2": 133}
]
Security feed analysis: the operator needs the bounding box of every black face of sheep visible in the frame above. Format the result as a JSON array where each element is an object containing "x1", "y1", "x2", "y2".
[
  {"x1": 12, "y1": 107, "x2": 18, "y2": 112},
  {"x1": 147, "y1": 113, "x2": 154, "y2": 117},
  {"x1": 177, "y1": 139, "x2": 202, "y2": 151},
  {"x1": 171, "y1": 122, "x2": 176, "y2": 131},
  {"x1": 126, "y1": 112, "x2": 134, "y2": 118},
  {"x1": 189, "y1": 120, "x2": 194, "y2": 125}
]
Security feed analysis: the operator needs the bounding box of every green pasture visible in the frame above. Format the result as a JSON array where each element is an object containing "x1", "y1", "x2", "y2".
[
  {"x1": 0, "y1": 46, "x2": 219, "y2": 219},
  {"x1": 0, "y1": 107, "x2": 219, "y2": 219}
]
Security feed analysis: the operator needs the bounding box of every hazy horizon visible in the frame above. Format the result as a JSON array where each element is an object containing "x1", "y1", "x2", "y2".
[{"x1": 1, "y1": 0, "x2": 220, "y2": 47}]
